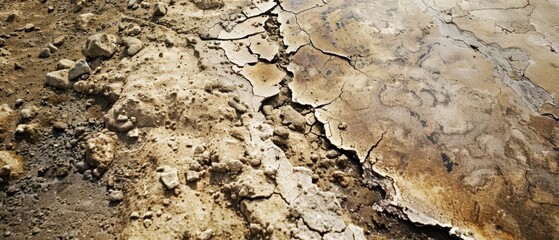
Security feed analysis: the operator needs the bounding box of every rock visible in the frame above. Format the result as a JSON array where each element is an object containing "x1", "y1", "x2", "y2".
[
  {"x1": 47, "y1": 6, "x2": 55, "y2": 13},
  {"x1": 76, "y1": 13, "x2": 95, "y2": 30},
  {"x1": 57, "y1": 59, "x2": 74, "y2": 70},
  {"x1": 122, "y1": 37, "x2": 143, "y2": 56},
  {"x1": 143, "y1": 219, "x2": 152, "y2": 228},
  {"x1": 211, "y1": 162, "x2": 228, "y2": 173},
  {"x1": 192, "y1": 0, "x2": 224, "y2": 10},
  {"x1": 14, "y1": 99, "x2": 23, "y2": 107},
  {"x1": 325, "y1": 150, "x2": 342, "y2": 159},
  {"x1": 45, "y1": 69, "x2": 71, "y2": 89},
  {"x1": 83, "y1": 33, "x2": 118, "y2": 58},
  {"x1": 164, "y1": 35, "x2": 174, "y2": 47},
  {"x1": 159, "y1": 166, "x2": 180, "y2": 189},
  {"x1": 53, "y1": 35, "x2": 66, "y2": 46},
  {"x1": 130, "y1": 211, "x2": 140, "y2": 219},
  {"x1": 75, "y1": 161, "x2": 88, "y2": 173},
  {"x1": 0, "y1": 38, "x2": 5, "y2": 47},
  {"x1": 0, "y1": 165, "x2": 11, "y2": 181},
  {"x1": 85, "y1": 130, "x2": 117, "y2": 173},
  {"x1": 279, "y1": 106, "x2": 306, "y2": 132},
  {"x1": 127, "y1": 24, "x2": 141, "y2": 36},
  {"x1": 109, "y1": 190, "x2": 124, "y2": 202},
  {"x1": 38, "y1": 48, "x2": 50, "y2": 58},
  {"x1": 20, "y1": 106, "x2": 38, "y2": 119},
  {"x1": 68, "y1": 59, "x2": 91, "y2": 80},
  {"x1": 197, "y1": 229, "x2": 213, "y2": 240},
  {"x1": 24, "y1": 23, "x2": 35, "y2": 32},
  {"x1": 127, "y1": 0, "x2": 143, "y2": 8},
  {"x1": 7, "y1": 13, "x2": 17, "y2": 22},
  {"x1": 13, "y1": 62, "x2": 23, "y2": 70},
  {"x1": 227, "y1": 159, "x2": 243, "y2": 173},
  {"x1": 127, "y1": 128, "x2": 140, "y2": 138},
  {"x1": 47, "y1": 43, "x2": 58, "y2": 53},
  {"x1": 186, "y1": 170, "x2": 201, "y2": 182},
  {"x1": 153, "y1": 2, "x2": 168, "y2": 17}
]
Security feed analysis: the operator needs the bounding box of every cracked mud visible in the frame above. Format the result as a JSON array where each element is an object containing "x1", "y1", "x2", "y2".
[{"x1": 0, "y1": 0, "x2": 558, "y2": 239}]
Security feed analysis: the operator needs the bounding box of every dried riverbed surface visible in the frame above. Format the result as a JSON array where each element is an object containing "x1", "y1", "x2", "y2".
[{"x1": 0, "y1": 0, "x2": 558, "y2": 239}]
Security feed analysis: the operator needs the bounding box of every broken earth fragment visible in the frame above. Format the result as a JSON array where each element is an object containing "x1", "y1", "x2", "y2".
[
  {"x1": 249, "y1": 35, "x2": 279, "y2": 61},
  {"x1": 85, "y1": 130, "x2": 117, "y2": 173},
  {"x1": 240, "y1": 62, "x2": 285, "y2": 97}
]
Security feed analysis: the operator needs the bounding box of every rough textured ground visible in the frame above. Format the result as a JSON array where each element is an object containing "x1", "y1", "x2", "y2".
[{"x1": 0, "y1": 0, "x2": 558, "y2": 239}]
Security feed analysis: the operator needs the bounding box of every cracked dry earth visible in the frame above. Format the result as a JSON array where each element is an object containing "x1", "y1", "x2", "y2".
[{"x1": 0, "y1": 0, "x2": 558, "y2": 240}]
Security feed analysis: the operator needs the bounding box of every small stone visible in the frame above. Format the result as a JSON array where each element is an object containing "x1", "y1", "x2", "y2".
[
  {"x1": 127, "y1": 0, "x2": 143, "y2": 8},
  {"x1": 130, "y1": 211, "x2": 140, "y2": 219},
  {"x1": 186, "y1": 170, "x2": 201, "y2": 182},
  {"x1": 53, "y1": 35, "x2": 66, "y2": 46},
  {"x1": 47, "y1": 6, "x2": 55, "y2": 13},
  {"x1": 164, "y1": 35, "x2": 174, "y2": 47},
  {"x1": 75, "y1": 161, "x2": 88, "y2": 173},
  {"x1": 47, "y1": 43, "x2": 58, "y2": 53},
  {"x1": 127, "y1": 128, "x2": 140, "y2": 138},
  {"x1": 143, "y1": 211, "x2": 153, "y2": 219},
  {"x1": 109, "y1": 190, "x2": 124, "y2": 202},
  {"x1": 211, "y1": 162, "x2": 228, "y2": 173},
  {"x1": 45, "y1": 69, "x2": 71, "y2": 89},
  {"x1": 4, "y1": 231, "x2": 11, "y2": 237},
  {"x1": 338, "y1": 122, "x2": 347, "y2": 130},
  {"x1": 31, "y1": 227, "x2": 41, "y2": 235},
  {"x1": 15, "y1": 99, "x2": 23, "y2": 107},
  {"x1": 24, "y1": 23, "x2": 35, "y2": 32},
  {"x1": 159, "y1": 166, "x2": 180, "y2": 189},
  {"x1": 0, "y1": 38, "x2": 5, "y2": 47},
  {"x1": 197, "y1": 229, "x2": 213, "y2": 240},
  {"x1": 325, "y1": 150, "x2": 342, "y2": 159},
  {"x1": 127, "y1": 24, "x2": 141, "y2": 36},
  {"x1": 143, "y1": 219, "x2": 152, "y2": 228},
  {"x1": 153, "y1": 2, "x2": 168, "y2": 17},
  {"x1": 38, "y1": 48, "x2": 50, "y2": 58},
  {"x1": 227, "y1": 160, "x2": 243, "y2": 173},
  {"x1": 122, "y1": 37, "x2": 143, "y2": 56},
  {"x1": 7, "y1": 13, "x2": 17, "y2": 22},
  {"x1": 57, "y1": 59, "x2": 74, "y2": 70},
  {"x1": 20, "y1": 107, "x2": 37, "y2": 119},
  {"x1": 83, "y1": 33, "x2": 118, "y2": 58},
  {"x1": 68, "y1": 59, "x2": 91, "y2": 80},
  {"x1": 14, "y1": 62, "x2": 23, "y2": 70}
]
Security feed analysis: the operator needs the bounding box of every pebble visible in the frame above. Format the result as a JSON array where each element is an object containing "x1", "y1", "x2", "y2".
[
  {"x1": 0, "y1": 38, "x2": 5, "y2": 47},
  {"x1": 159, "y1": 167, "x2": 180, "y2": 189},
  {"x1": 197, "y1": 229, "x2": 213, "y2": 240},
  {"x1": 57, "y1": 59, "x2": 75, "y2": 70},
  {"x1": 38, "y1": 48, "x2": 50, "y2": 58},
  {"x1": 130, "y1": 211, "x2": 140, "y2": 219},
  {"x1": 143, "y1": 219, "x2": 152, "y2": 228},
  {"x1": 109, "y1": 190, "x2": 124, "y2": 202},
  {"x1": 53, "y1": 35, "x2": 66, "y2": 46},
  {"x1": 45, "y1": 69, "x2": 70, "y2": 89},
  {"x1": 68, "y1": 59, "x2": 91, "y2": 80},
  {"x1": 325, "y1": 150, "x2": 342, "y2": 159},
  {"x1": 127, "y1": 24, "x2": 141, "y2": 36},
  {"x1": 83, "y1": 33, "x2": 118, "y2": 58},
  {"x1": 122, "y1": 37, "x2": 143, "y2": 56},
  {"x1": 24, "y1": 23, "x2": 35, "y2": 32},
  {"x1": 153, "y1": 2, "x2": 168, "y2": 17}
]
